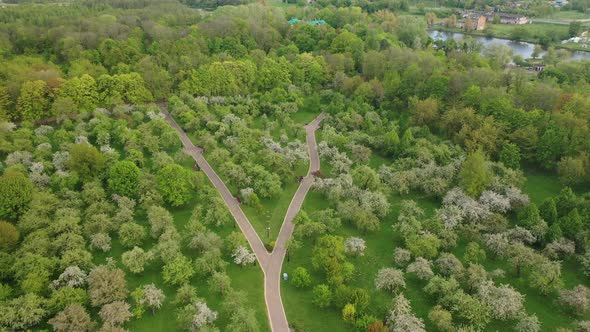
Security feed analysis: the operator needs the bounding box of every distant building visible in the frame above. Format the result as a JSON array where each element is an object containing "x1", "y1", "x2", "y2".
[
  {"x1": 476, "y1": 16, "x2": 487, "y2": 30},
  {"x1": 552, "y1": 0, "x2": 568, "y2": 7},
  {"x1": 533, "y1": 64, "x2": 545, "y2": 72},
  {"x1": 494, "y1": 13, "x2": 529, "y2": 24},
  {"x1": 288, "y1": 18, "x2": 327, "y2": 25},
  {"x1": 462, "y1": 11, "x2": 529, "y2": 25},
  {"x1": 463, "y1": 15, "x2": 487, "y2": 30}
]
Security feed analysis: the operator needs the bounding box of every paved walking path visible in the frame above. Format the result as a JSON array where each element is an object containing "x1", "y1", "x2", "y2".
[{"x1": 161, "y1": 107, "x2": 325, "y2": 332}]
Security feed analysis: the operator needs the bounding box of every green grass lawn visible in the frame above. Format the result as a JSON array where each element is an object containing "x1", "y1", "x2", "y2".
[
  {"x1": 243, "y1": 169, "x2": 305, "y2": 242},
  {"x1": 522, "y1": 169, "x2": 562, "y2": 205},
  {"x1": 545, "y1": 10, "x2": 590, "y2": 21},
  {"x1": 291, "y1": 110, "x2": 321, "y2": 125}
]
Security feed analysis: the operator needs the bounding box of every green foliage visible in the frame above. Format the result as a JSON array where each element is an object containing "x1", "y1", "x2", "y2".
[
  {"x1": 67, "y1": 143, "x2": 106, "y2": 181},
  {"x1": 0, "y1": 172, "x2": 33, "y2": 220},
  {"x1": 291, "y1": 267, "x2": 311, "y2": 288},
  {"x1": 48, "y1": 286, "x2": 88, "y2": 313},
  {"x1": 463, "y1": 242, "x2": 486, "y2": 264},
  {"x1": 557, "y1": 153, "x2": 589, "y2": 186},
  {"x1": 97, "y1": 73, "x2": 153, "y2": 106},
  {"x1": 499, "y1": 143, "x2": 521, "y2": 169},
  {"x1": 162, "y1": 255, "x2": 194, "y2": 286},
  {"x1": 58, "y1": 74, "x2": 98, "y2": 113},
  {"x1": 0, "y1": 293, "x2": 47, "y2": 330},
  {"x1": 539, "y1": 198, "x2": 558, "y2": 225},
  {"x1": 559, "y1": 208, "x2": 583, "y2": 240},
  {"x1": 312, "y1": 284, "x2": 332, "y2": 308},
  {"x1": 108, "y1": 160, "x2": 140, "y2": 197},
  {"x1": 16, "y1": 80, "x2": 52, "y2": 122},
  {"x1": 157, "y1": 163, "x2": 195, "y2": 206},
  {"x1": 406, "y1": 234, "x2": 440, "y2": 259},
  {"x1": 342, "y1": 303, "x2": 356, "y2": 324},
  {"x1": 460, "y1": 150, "x2": 492, "y2": 197}
]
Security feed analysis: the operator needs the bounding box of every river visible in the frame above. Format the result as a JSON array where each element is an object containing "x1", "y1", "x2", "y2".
[{"x1": 427, "y1": 30, "x2": 590, "y2": 61}]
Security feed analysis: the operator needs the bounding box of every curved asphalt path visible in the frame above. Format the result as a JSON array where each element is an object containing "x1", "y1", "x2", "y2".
[{"x1": 161, "y1": 106, "x2": 325, "y2": 332}]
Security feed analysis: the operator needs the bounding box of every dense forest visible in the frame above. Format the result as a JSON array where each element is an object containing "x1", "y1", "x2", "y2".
[{"x1": 1, "y1": 0, "x2": 590, "y2": 331}]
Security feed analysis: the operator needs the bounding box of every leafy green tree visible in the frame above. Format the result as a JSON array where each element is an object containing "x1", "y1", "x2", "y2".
[
  {"x1": 122, "y1": 246, "x2": 153, "y2": 274},
  {"x1": 0, "y1": 172, "x2": 33, "y2": 220},
  {"x1": 559, "y1": 208, "x2": 583, "y2": 240},
  {"x1": 0, "y1": 293, "x2": 48, "y2": 330},
  {"x1": 0, "y1": 221, "x2": 19, "y2": 251},
  {"x1": 208, "y1": 272, "x2": 231, "y2": 296},
  {"x1": 331, "y1": 31, "x2": 364, "y2": 64},
  {"x1": 256, "y1": 57, "x2": 291, "y2": 91},
  {"x1": 499, "y1": 143, "x2": 521, "y2": 169},
  {"x1": 157, "y1": 164, "x2": 195, "y2": 206},
  {"x1": 464, "y1": 242, "x2": 486, "y2": 264},
  {"x1": 97, "y1": 73, "x2": 153, "y2": 106},
  {"x1": 557, "y1": 154, "x2": 589, "y2": 186},
  {"x1": 352, "y1": 165, "x2": 380, "y2": 190},
  {"x1": 226, "y1": 307, "x2": 259, "y2": 332},
  {"x1": 162, "y1": 255, "x2": 194, "y2": 286},
  {"x1": 460, "y1": 150, "x2": 492, "y2": 197},
  {"x1": 406, "y1": 234, "x2": 440, "y2": 259},
  {"x1": 342, "y1": 303, "x2": 356, "y2": 324},
  {"x1": 446, "y1": 291, "x2": 491, "y2": 330},
  {"x1": 537, "y1": 125, "x2": 565, "y2": 169},
  {"x1": 68, "y1": 143, "x2": 106, "y2": 181},
  {"x1": 292, "y1": 267, "x2": 311, "y2": 288},
  {"x1": 313, "y1": 284, "x2": 332, "y2": 308},
  {"x1": 383, "y1": 128, "x2": 400, "y2": 156},
  {"x1": 48, "y1": 286, "x2": 89, "y2": 313},
  {"x1": 569, "y1": 21, "x2": 582, "y2": 37},
  {"x1": 16, "y1": 80, "x2": 52, "y2": 121},
  {"x1": 540, "y1": 198, "x2": 558, "y2": 225},
  {"x1": 108, "y1": 161, "x2": 140, "y2": 197},
  {"x1": 118, "y1": 223, "x2": 147, "y2": 248},
  {"x1": 0, "y1": 86, "x2": 12, "y2": 120},
  {"x1": 58, "y1": 74, "x2": 98, "y2": 112}
]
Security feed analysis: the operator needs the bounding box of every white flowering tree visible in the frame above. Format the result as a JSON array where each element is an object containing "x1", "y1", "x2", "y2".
[
  {"x1": 191, "y1": 301, "x2": 218, "y2": 330},
  {"x1": 344, "y1": 237, "x2": 366, "y2": 256},
  {"x1": 436, "y1": 205, "x2": 464, "y2": 230},
  {"x1": 232, "y1": 245, "x2": 256, "y2": 266},
  {"x1": 558, "y1": 285, "x2": 590, "y2": 316},
  {"x1": 435, "y1": 253, "x2": 464, "y2": 278},
  {"x1": 477, "y1": 281, "x2": 524, "y2": 320},
  {"x1": 99, "y1": 301, "x2": 132, "y2": 327},
  {"x1": 122, "y1": 247, "x2": 154, "y2": 274},
  {"x1": 375, "y1": 268, "x2": 406, "y2": 293},
  {"x1": 479, "y1": 190, "x2": 511, "y2": 213},
  {"x1": 406, "y1": 257, "x2": 434, "y2": 280},
  {"x1": 387, "y1": 293, "x2": 426, "y2": 332},
  {"x1": 394, "y1": 248, "x2": 412, "y2": 266},
  {"x1": 514, "y1": 313, "x2": 540, "y2": 332},
  {"x1": 544, "y1": 238, "x2": 576, "y2": 259},
  {"x1": 141, "y1": 284, "x2": 166, "y2": 314},
  {"x1": 51, "y1": 266, "x2": 87, "y2": 289},
  {"x1": 90, "y1": 233, "x2": 111, "y2": 252}
]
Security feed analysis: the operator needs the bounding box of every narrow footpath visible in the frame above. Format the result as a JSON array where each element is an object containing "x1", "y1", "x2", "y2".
[{"x1": 161, "y1": 106, "x2": 325, "y2": 332}]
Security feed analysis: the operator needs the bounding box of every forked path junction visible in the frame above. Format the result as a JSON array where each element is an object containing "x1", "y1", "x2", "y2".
[{"x1": 161, "y1": 106, "x2": 325, "y2": 332}]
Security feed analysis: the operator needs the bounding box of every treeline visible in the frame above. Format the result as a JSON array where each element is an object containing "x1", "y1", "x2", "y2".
[{"x1": 0, "y1": 1, "x2": 590, "y2": 184}]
